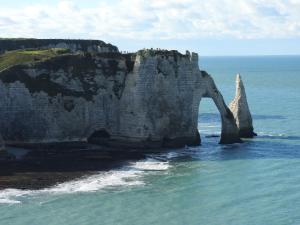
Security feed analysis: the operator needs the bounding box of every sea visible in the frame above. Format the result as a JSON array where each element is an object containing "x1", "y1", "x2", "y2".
[{"x1": 0, "y1": 56, "x2": 299, "y2": 225}]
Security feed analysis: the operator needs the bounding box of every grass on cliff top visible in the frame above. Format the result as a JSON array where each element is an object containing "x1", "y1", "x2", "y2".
[{"x1": 0, "y1": 48, "x2": 70, "y2": 71}]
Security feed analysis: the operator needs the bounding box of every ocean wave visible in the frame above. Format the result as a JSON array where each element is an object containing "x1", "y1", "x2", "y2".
[
  {"x1": 131, "y1": 158, "x2": 170, "y2": 171},
  {"x1": 0, "y1": 199, "x2": 22, "y2": 204},
  {"x1": 256, "y1": 132, "x2": 300, "y2": 140},
  {"x1": 257, "y1": 132, "x2": 286, "y2": 137},
  {"x1": 0, "y1": 189, "x2": 31, "y2": 204},
  {"x1": 0, "y1": 158, "x2": 171, "y2": 204},
  {"x1": 148, "y1": 148, "x2": 192, "y2": 161}
]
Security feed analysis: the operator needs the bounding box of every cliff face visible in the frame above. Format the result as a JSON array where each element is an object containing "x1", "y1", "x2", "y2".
[
  {"x1": 0, "y1": 40, "x2": 243, "y2": 149},
  {"x1": 0, "y1": 52, "x2": 129, "y2": 145},
  {"x1": 116, "y1": 51, "x2": 203, "y2": 147}
]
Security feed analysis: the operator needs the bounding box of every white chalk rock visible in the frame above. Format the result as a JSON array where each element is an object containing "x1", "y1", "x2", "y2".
[{"x1": 229, "y1": 74, "x2": 256, "y2": 138}]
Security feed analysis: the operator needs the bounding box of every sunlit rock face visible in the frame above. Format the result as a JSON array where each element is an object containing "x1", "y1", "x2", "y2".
[
  {"x1": 0, "y1": 40, "x2": 243, "y2": 149},
  {"x1": 229, "y1": 74, "x2": 256, "y2": 138}
]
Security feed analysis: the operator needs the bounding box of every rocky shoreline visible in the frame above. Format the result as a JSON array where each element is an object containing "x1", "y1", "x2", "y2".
[
  {"x1": 0, "y1": 143, "x2": 151, "y2": 190},
  {"x1": 0, "y1": 39, "x2": 256, "y2": 190}
]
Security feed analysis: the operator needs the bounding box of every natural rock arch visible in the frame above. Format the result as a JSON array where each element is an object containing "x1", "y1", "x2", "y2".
[{"x1": 199, "y1": 71, "x2": 241, "y2": 144}]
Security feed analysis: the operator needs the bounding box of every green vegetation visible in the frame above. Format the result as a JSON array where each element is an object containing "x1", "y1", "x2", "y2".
[{"x1": 0, "y1": 48, "x2": 70, "y2": 71}]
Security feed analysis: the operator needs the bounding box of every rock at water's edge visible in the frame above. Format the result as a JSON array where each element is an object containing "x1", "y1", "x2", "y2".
[
  {"x1": 0, "y1": 135, "x2": 15, "y2": 161},
  {"x1": 229, "y1": 74, "x2": 256, "y2": 138}
]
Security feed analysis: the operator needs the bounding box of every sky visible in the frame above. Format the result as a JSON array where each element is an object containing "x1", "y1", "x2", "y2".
[{"x1": 0, "y1": 0, "x2": 300, "y2": 55}]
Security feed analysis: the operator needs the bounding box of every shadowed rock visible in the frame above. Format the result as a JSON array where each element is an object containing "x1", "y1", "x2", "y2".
[
  {"x1": 229, "y1": 74, "x2": 257, "y2": 138},
  {"x1": 0, "y1": 135, "x2": 16, "y2": 161},
  {"x1": 0, "y1": 134, "x2": 4, "y2": 150}
]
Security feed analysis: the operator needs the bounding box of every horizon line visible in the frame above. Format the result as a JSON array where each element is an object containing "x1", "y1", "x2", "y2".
[{"x1": 200, "y1": 54, "x2": 300, "y2": 57}]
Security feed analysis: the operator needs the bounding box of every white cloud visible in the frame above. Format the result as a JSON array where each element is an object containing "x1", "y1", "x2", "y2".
[{"x1": 0, "y1": 0, "x2": 299, "y2": 40}]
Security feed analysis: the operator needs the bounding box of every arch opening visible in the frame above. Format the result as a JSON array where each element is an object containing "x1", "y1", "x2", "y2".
[{"x1": 198, "y1": 98, "x2": 222, "y2": 140}]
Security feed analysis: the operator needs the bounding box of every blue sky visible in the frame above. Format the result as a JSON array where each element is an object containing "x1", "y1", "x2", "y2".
[{"x1": 0, "y1": 0, "x2": 299, "y2": 55}]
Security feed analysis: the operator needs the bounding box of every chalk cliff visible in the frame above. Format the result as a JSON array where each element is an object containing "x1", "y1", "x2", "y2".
[
  {"x1": 0, "y1": 39, "x2": 242, "y2": 149},
  {"x1": 229, "y1": 74, "x2": 256, "y2": 138}
]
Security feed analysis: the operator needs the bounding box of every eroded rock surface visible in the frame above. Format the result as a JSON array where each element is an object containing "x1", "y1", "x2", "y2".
[
  {"x1": 229, "y1": 74, "x2": 256, "y2": 138},
  {"x1": 0, "y1": 40, "x2": 245, "y2": 148}
]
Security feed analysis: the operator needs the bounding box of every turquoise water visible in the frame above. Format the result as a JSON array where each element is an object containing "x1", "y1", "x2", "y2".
[{"x1": 1, "y1": 56, "x2": 300, "y2": 225}]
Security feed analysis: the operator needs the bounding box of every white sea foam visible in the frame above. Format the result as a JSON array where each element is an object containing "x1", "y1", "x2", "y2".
[
  {"x1": 0, "y1": 199, "x2": 21, "y2": 204},
  {"x1": 257, "y1": 132, "x2": 286, "y2": 137},
  {"x1": 0, "y1": 189, "x2": 32, "y2": 204},
  {"x1": 166, "y1": 151, "x2": 181, "y2": 159},
  {"x1": 0, "y1": 158, "x2": 171, "y2": 204},
  {"x1": 131, "y1": 158, "x2": 170, "y2": 171},
  {"x1": 148, "y1": 149, "x2": 192, "y2": 165}
]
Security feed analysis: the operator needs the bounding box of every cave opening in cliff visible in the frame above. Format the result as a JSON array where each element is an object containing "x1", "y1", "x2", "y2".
[
  {"x1": 87, "y1": 129, "x2": 111, "y2": 145},
  {"x1": 198, "y1": 98, "x2": 222, "y2": 138}
]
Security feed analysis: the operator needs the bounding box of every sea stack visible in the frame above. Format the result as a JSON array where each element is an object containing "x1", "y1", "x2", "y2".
[{"x1": 229, "y1": 74, "x2": 256, "y2": 138}]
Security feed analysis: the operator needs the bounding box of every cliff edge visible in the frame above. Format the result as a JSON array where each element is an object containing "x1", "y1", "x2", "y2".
[
  {"x1": 0, "y1": 38, "x2": 118, "y2": 54},
  {"x1": 0, "y1": 39, "x2": 246, "y2": 149}
]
